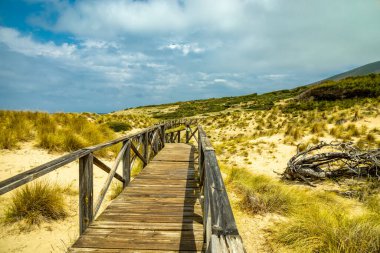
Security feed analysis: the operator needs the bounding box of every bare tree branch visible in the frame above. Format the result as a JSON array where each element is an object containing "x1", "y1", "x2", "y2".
[{"x1": 283, "y1": 141, "x2": 380, "y2": 185}]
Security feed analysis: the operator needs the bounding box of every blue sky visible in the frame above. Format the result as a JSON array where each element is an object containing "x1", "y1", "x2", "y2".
[{"x1": 0, "y1": 0, "x2": 380, "y2": 113}]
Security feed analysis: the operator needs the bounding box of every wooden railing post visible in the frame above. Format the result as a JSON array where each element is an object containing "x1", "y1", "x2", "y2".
[
  {"x1": 186, "y1": 124, "x2": 190, "y2": 143},
  {"x1": 143, "y1": 131, "x2": 149, "y2": 162},
  {"x1": 79, "y1": 153, "x2": 93, "y2": 235},
  {"x1": 198, "y1": 127, "x2": 204, "y2": 187},
  {"x1": 177, "y1": 130, "x2": 181, "y2": 143},
  {"x1": 161, "y1": 125, "x2": 166, "y2": 147},
  {"x1": 122, "y1": 140, "x2": 131, "y2": 188}
]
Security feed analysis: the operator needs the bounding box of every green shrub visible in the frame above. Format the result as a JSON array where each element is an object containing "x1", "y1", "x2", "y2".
[
  {"x1": 107, "y1": 121, "x2": 132, "y2": 132},
  {"x1": 4, "y1": 181, "x2": 67, "y2": 225}
]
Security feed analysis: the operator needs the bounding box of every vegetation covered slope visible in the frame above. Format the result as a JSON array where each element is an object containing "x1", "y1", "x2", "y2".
[
  {"x1": 122, "y1": 73, "x2": 380, "y2": 119},
  {"x1": 323, "y1": 61, "x2": 380, "y2": 81},
  {"x1": 0, "y1": 111, "x2": 156, "y2": 156}
]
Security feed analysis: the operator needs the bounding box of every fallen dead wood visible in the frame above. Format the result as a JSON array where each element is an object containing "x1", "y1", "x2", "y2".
[{"x1": 282, "y1": 142, "x2": 380, "y2": 186}]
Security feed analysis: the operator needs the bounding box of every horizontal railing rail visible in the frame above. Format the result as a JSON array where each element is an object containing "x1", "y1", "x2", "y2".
[{"x1": 198, "y1": 125, "x2": 246, "y2": 252}]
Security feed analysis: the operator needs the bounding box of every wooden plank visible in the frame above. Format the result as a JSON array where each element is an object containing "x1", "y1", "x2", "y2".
[
  {"x1": 188, "y1": 127, "x2": 199, "y2": 143},
  {"x1": 143, "y1": 131, "x2": 149, "y2": 162},
  {"x1": 93, "y1": 156, "x2": 125, "y2": 183},
  {"x1": 79, "y1": 153, "x2": 94, "y2": 235},
  {"x1": 122, "y1": 141, "x2": 131, "y2": 188},
  {"x1": 81, "y1": 228, "x2": 203, "y2": 240},
  {"x1": 89, "y1": 221, "x2": 203, "y2": 231},
  {"x1": 94, "y1": 141, "x2": 129, "y2": 217},
  {"x1": 130, "y1": 141, "x2": 147, "y2": 166},
  {"x1": 72, "y1": 237, "x2": 204, "y2": 251},
  {"x1": 96, "y1": 215, "x2": 203, "y2": 224},
  {"x1": 103, "y1": 206, "x2": 202, "y2": 213},
  {"x1": 0, "y1": 149, "x2": 89, "y2": 195},
  {"x1": 69, "y1": 248, "x2": 200, "y2": 253}
]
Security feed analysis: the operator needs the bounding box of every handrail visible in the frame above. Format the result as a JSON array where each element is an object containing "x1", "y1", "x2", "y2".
[
  {"x1": 198, "y1": 125, "x2": 246, "y2": 252},
  {"x1": 0, "y1": 122, "x2": 170, "y2": 195}
]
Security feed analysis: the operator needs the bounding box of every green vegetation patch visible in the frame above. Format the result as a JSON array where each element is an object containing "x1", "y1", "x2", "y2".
[
  {"x1": 152, "y1": 88, "x2": 307, "y2": 119},
  {"x1": 107, "y1": 121, "x2": 132, "y2": 132},
  {"x1": 301, "y1": 74, "x2": 380, "y2": 101},
  {"x1": 285, "y1": 74, "x2": 380, "y2": 112}
]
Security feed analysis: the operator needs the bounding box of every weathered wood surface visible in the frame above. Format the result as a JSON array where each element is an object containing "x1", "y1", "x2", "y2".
[
  {"x1": 70, "y1": 143, "x2": 204, "y2": 252},
  {"x1": 198, "y1": 126, "x2": 246, "y2": 252}
]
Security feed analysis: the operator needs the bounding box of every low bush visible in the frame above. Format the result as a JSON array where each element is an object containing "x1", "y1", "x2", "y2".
[
  {"x1": 107, "y1": 121, "x2": 132, "y2": 132},
  {"x1": 4, "y1": 181, "x2": 67, "y2": 225}
]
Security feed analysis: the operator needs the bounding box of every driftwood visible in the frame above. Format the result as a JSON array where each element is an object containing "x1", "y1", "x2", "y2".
[{"x1": 283, "y1": 142, "x2": 380, "y2": 186}]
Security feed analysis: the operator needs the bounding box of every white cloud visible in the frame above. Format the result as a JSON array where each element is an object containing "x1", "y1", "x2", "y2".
[
  {"x1": 161, "y1": 43, "x2": 204, "y2": 55},
  {"x1": 213, "y1": 78, "x2": 227, "y2": 83},
  {"x1": 80, "y1": 40, "x2": 118, "y2": 49},
  {"x1": 0, "y1": 26, "x2": 76, "y2": 58},
  {"x1": 39, "y1": 0, "x2": 254, "y2": 38},
  {"x1": 37, "y1": 0, "x2": 380, "y2": 74},
  {"x1": 0, "y1": 26, "x2": 160, "y2": 88},
  {"x1": 259, "y1": 74, "x2": 289, "y2": 81}
]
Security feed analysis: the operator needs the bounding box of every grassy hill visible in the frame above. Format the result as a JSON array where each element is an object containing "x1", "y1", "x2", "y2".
[
  {"x1": 324, "y1": 61, "x2": 380, "y2": 81},
  {"x1": 121, "y1": 73, "x2": 380, "y2": 119}
]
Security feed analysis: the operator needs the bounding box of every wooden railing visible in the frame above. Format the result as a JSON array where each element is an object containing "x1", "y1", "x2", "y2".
[
  {"x1": 198, "y1": 125, "x2": 246, "y2": 252},
  {"x1": 0, "y1": 119, "x2": 193, "y2": 234},
  {"x1": 0, "y1": 119, "x2": 245, "y2": 252}
]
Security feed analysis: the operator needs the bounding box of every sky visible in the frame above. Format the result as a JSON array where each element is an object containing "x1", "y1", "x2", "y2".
[{"x1": 0, "y1": 0, "x2": 380, "y2": 113}]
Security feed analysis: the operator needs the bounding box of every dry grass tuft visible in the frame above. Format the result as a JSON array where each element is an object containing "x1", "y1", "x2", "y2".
[
  {"x1": 225, "y1": 166, "x2": 380, "y2": 253},
  {"x1": 109, "y1": 182, "x2": 123, "y2": 200},
  {"x1": 4, "y1": 181, "x2": 68, "y2": 226},
  {"x1": 272, "y1": 204, "x2": 380, "y2": 253}
]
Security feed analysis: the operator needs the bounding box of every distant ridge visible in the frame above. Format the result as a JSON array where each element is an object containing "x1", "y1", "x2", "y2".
[{"x1": 317, "y1": 61, "x2": 380, "y2": 83}]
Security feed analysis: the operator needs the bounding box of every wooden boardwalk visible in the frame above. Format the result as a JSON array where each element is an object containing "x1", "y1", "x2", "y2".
[{"x1": 70, "y1": 143, "x2": 204, "y2": 252}]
